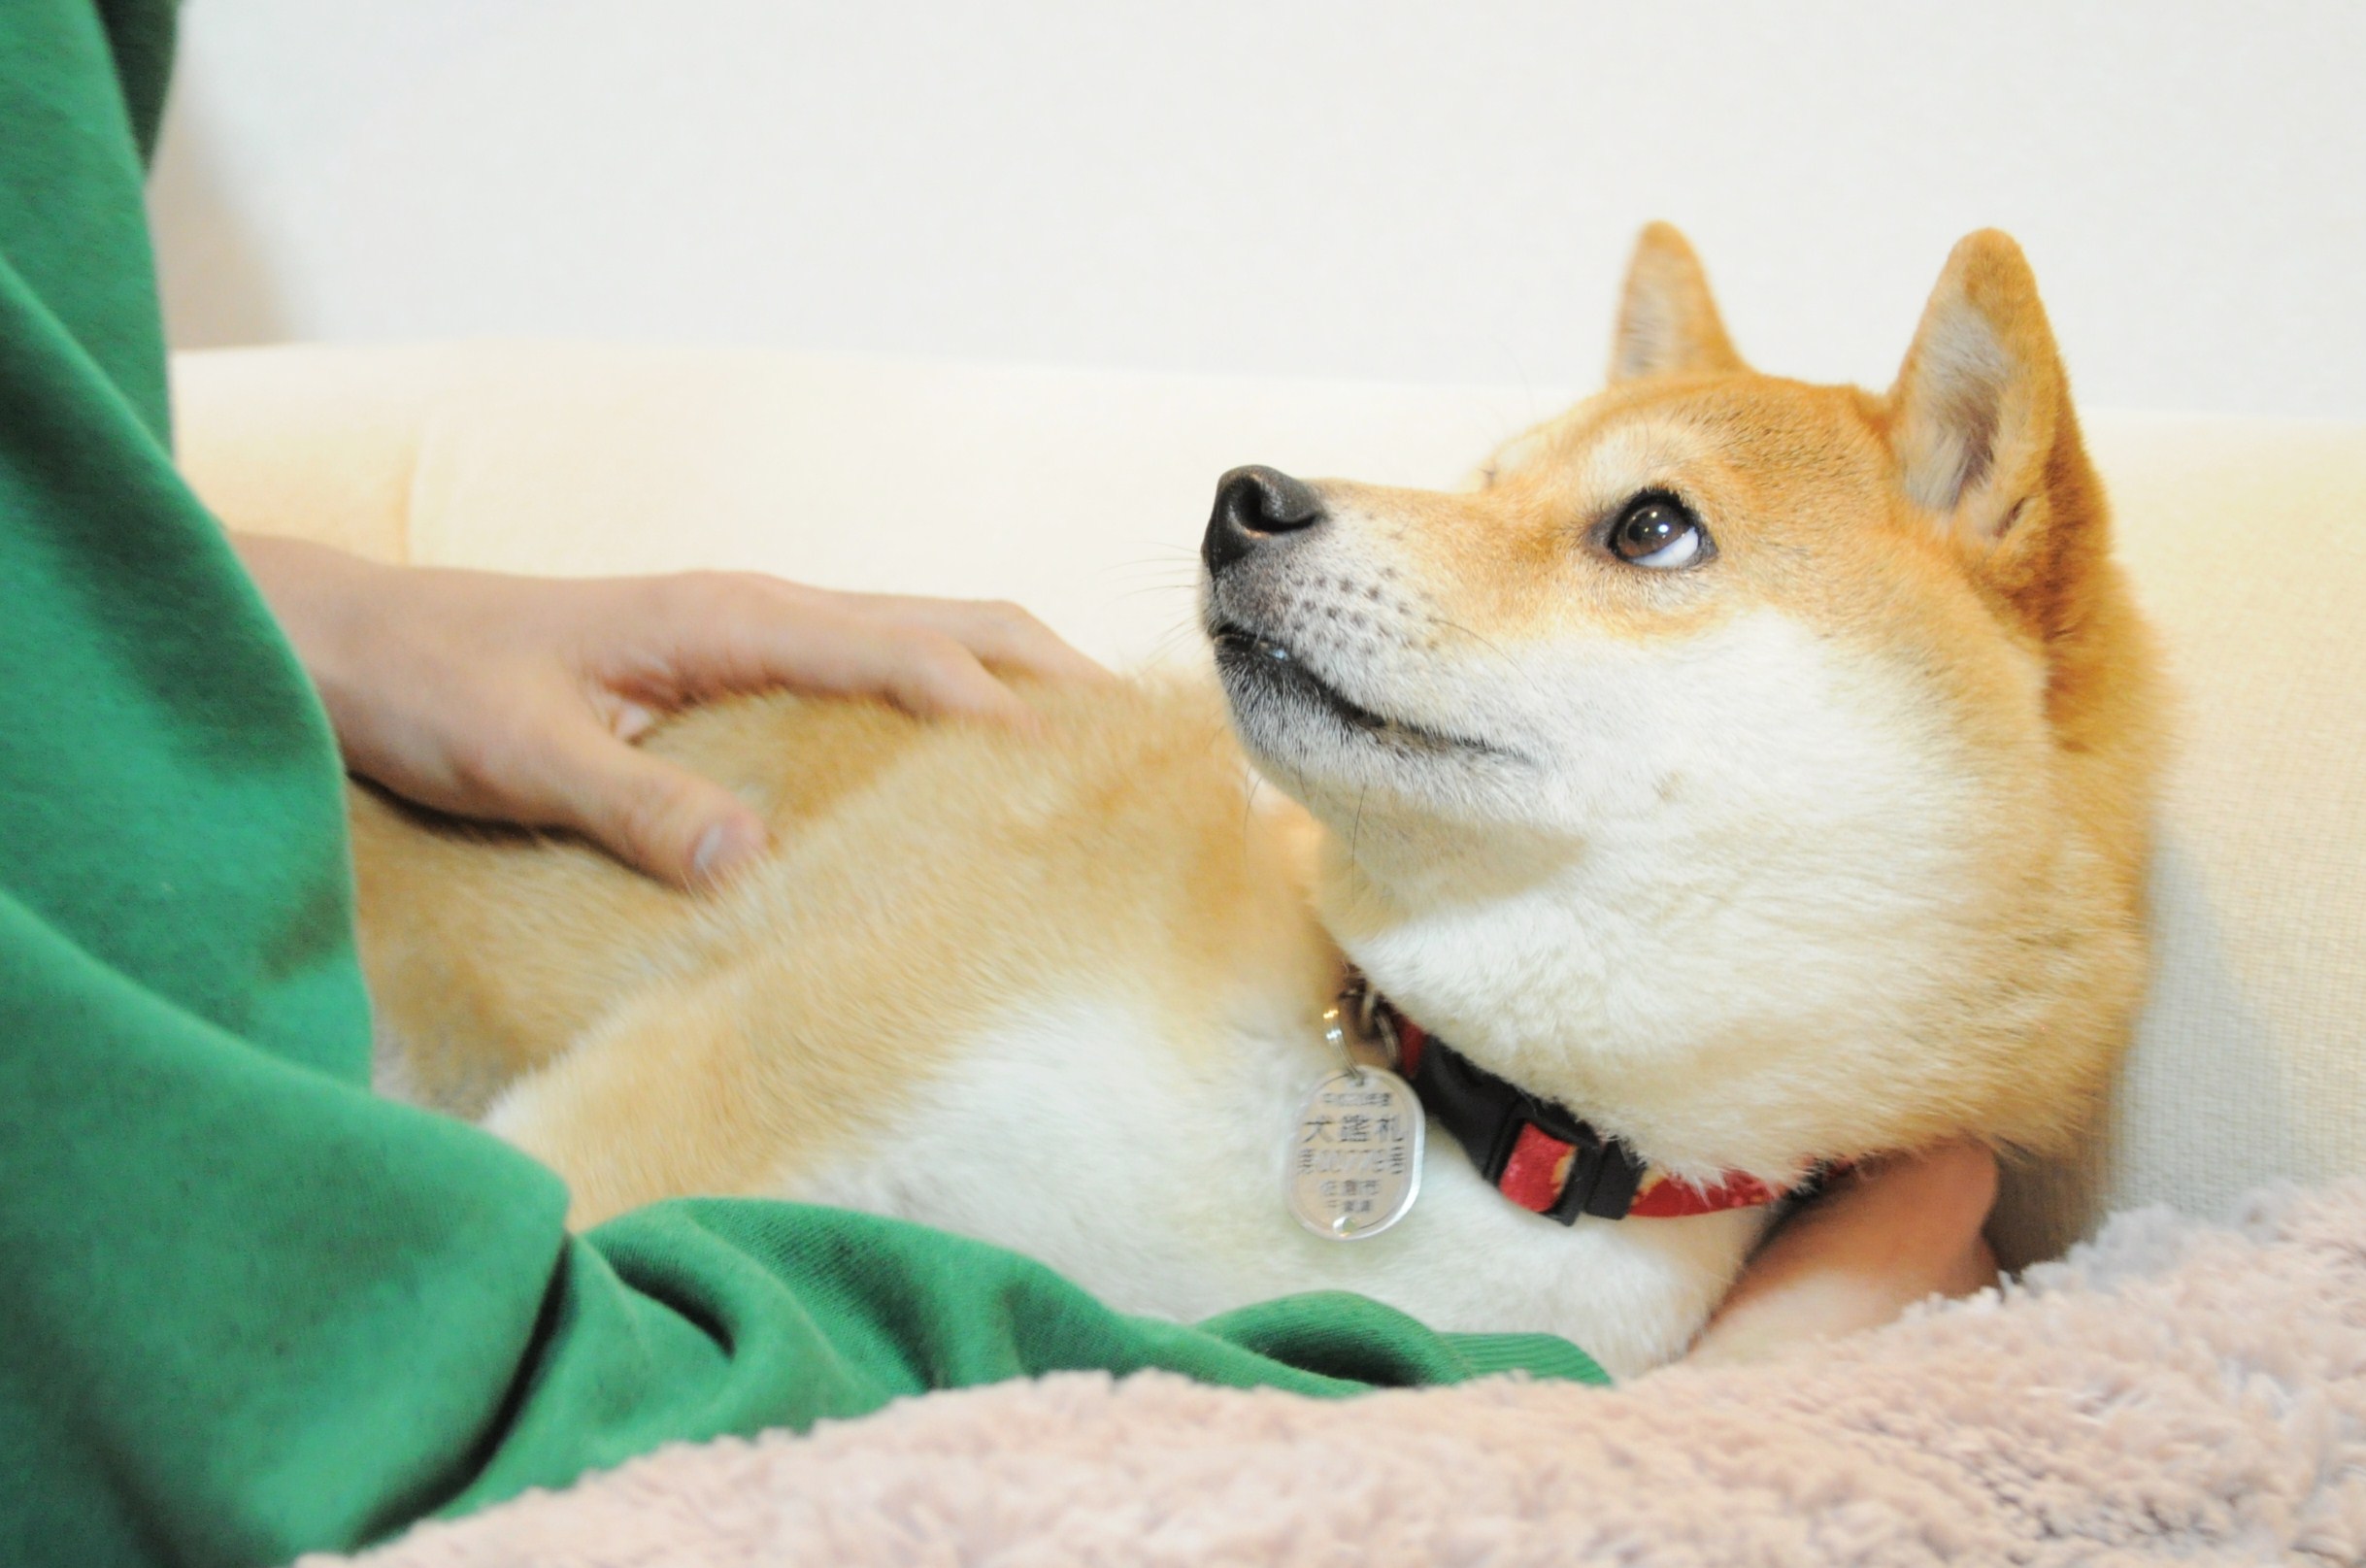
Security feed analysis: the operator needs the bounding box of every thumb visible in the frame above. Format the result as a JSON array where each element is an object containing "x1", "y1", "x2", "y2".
[{"x1": 539, "y1": 722, "x2": 770, "y2": 888}]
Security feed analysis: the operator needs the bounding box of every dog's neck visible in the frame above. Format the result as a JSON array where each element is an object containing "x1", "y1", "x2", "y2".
[
  {"x1": 1306, "y1": 809, "x2": 1855, "y2": 1182},
  {"x1": 1347, "y1": 972, "x2": 1815, "y2": 1224}
]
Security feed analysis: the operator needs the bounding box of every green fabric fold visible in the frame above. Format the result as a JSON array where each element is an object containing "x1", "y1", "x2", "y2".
[{"x1": 0, "y1": 7, "x2": 1605, "y2": 1565}]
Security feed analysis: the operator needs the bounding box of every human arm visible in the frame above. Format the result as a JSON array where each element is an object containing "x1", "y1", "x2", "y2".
[
  {"x1": 229, "y1": 531, "x2": 1107, "y2": 888},
  {"x1": 1683, "y1": 1139, "x2": 2001, "y2": 1367}
]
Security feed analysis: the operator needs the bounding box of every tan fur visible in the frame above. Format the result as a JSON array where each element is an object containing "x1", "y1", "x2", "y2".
[
  {"x1": 354, "y1": 227, "x2": 2158, "y2": 1339},
  {"x1": 357, "y1": 684, "x2": 1333, "y2": 1223}
]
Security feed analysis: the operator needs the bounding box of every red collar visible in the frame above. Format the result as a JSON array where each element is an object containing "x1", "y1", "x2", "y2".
[{"x1": 1365, "y1": 984, "x2": 1825, "y2": 1222}]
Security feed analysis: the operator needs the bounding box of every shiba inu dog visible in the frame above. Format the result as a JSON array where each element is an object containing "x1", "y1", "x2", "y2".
[{"x1": 353, "y1": 225, "x2": 2158, "y2": 1377}]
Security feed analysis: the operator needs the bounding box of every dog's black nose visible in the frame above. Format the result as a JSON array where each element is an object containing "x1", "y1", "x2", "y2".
[{"x1": 1204, "y1": 465, "x2": 1325, "y2": 573}]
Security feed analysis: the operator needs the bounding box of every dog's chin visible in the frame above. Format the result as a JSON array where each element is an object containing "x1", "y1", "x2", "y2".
[{"x1": 1209, "y1": 623, "x2": 1516, "y2": 790}]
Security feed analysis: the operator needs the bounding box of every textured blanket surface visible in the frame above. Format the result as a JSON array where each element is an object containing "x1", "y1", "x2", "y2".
[{"x1": 325, "y1": 1182, "x2": 2366, "y2": 1566}]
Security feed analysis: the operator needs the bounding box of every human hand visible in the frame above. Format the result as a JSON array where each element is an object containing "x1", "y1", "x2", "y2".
[
  {"x1": 232, "y1": 533, "x2": 1106, "y2": 888},
  {"x1": 1680, "y1": 1139, "x2": 2001, "y2": 1367}
]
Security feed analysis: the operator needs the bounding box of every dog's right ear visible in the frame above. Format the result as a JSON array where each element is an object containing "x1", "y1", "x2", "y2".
[
  {"x1": 1884, "y1": 230, "x2": 2071, "y2": 548},
  {"x1": 1608, "y1": 223, "x2": 1748, "y2": 384},
  {"x1": 1886, "y1": 231, "x2": 2125, "y2": 651}
]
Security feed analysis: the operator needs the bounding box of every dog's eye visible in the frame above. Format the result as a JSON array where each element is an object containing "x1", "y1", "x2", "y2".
[{"x1": 1608, "y1": 494, "x2": 1709, "y2": 569}]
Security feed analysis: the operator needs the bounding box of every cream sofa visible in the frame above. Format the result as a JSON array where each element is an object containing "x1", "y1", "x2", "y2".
[{"x1": 172, "y1": 342, "x2": 2366, "y2": 1268}]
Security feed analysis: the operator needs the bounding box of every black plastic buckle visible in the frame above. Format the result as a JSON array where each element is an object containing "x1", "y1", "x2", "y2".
[
  {"x1": 1521, "y1": 1097, "x2": 1645, "y2": 1224},
  {"x1": 1406, "y1": 1029, "x2": 1648, "y2": 1226}
]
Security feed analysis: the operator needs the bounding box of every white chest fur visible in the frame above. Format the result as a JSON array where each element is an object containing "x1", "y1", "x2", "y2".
[{"x1": 786, "y1": 993, "x2": 1767, "y2": 1379}]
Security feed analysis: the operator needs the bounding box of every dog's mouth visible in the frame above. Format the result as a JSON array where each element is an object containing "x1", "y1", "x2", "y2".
[{"x1": 1210, "y1": 622, "x2": 1515, "y2": 762}]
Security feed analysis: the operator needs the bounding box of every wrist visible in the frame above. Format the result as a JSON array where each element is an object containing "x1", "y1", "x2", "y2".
[
  {"x1": 1682, "y1": 1142, "x2": 1999, "y2": 1369},
  {"x1": 228, "y1": 531, "x2": 391, "y2": 738}
]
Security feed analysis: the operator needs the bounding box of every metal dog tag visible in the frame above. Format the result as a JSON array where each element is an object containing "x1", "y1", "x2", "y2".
[{"x1": 1284, "y1": 1066, "x2": 1423, "y2": 1240}]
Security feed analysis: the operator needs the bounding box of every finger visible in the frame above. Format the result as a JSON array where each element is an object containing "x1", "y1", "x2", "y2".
[
  {"x1": 841, "y1": 593, "x2": 1111, "y2": 684},
  {"x1": 851, "y1": 623, "x2": 1046, "y2": 725},
  {"x1": 643, "y1": 588, "x2": 1047, "y2": 725},
  {"x1": 532, "y1": 718, "x2": 771, "y2": 888},
  {"x1": 602, "y1": 695, "x2": 661, "y2": 743}
]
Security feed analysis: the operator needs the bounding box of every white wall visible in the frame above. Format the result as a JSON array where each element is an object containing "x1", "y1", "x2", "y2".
[{"x1": 151, "y1": 1, "x2": 2366, "y2": 417}]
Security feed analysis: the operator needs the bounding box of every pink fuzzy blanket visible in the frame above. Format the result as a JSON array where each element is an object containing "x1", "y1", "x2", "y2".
[{"x1": 324, "y1": 1182, "x2": 2366, "y2": 1565}]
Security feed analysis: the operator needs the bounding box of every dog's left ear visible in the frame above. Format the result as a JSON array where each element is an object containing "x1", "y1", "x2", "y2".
[
  {"x1": 1609, "y1": 223, "x2": 1748, "y2": 384},
  {"x1": 1885, "y1": 231, "x2": 2074, "y2": 551}
]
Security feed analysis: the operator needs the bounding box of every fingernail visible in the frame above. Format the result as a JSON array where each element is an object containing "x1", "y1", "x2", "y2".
[
  {"x1": 690, "y1": 817, "x2": 767, "y2": 886},
  {"x1": 612, "y1": 700, "x2": 659, "y2": 742}
]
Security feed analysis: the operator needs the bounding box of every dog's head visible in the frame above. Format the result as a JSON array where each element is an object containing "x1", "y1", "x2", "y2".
[{"x1": 1202, "y1": 224, "x2": 2158, "y2": 1180}]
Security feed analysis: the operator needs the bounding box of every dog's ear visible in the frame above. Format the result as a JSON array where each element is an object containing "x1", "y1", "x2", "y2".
[
  {"x1": 1887, "y1": 231, "x2": 2122, "y2": 651},
  {"x1": 1609, "y1": 223, "x2": 1748, "y2": 384},
  {"x1": 1885, "y1": 231, "x2": 2072, "y2": 549}
]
